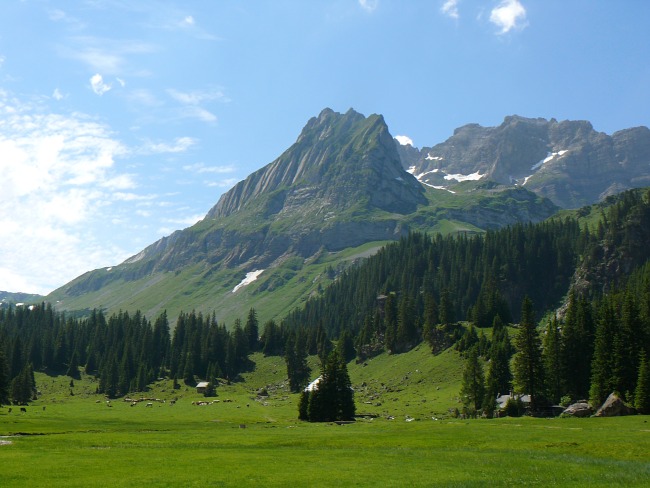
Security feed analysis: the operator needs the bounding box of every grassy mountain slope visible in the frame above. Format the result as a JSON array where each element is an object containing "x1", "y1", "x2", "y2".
[{"x1": 47, "y1": 110, "x2": 558, "y2": 326}]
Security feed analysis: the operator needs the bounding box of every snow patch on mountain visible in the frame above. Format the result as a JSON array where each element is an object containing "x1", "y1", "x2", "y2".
[
  {"x1": 532, "y1": 150, "x2": 569, "y2": 171},
  {"x1": 232, "y1": 269, "x2": 265, "y2": 293},
  {"x1": 444, "y1": 171, "x2": 484, "y2": 182},
  {"x1": 426, "y1": 154, "x2": 444, "y2": 161}
]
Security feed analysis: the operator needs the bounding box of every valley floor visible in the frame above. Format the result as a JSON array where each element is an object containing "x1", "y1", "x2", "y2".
[{"x1": 1, "y1": 351, "x2": 648, "y2": 486}]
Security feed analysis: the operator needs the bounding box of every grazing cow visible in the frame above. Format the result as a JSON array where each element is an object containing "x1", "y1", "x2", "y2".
[
  {"x1": 146, "y1": 402, "x2": 153, "y2": 407},
  {"x1": 20, "y1": 407, "x2": 27, "y2": 413},
  {"x1": 130, "y1": 402, "x2": 137, "y2": 407}
]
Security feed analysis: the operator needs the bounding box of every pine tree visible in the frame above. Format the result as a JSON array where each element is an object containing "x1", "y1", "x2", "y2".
[
  {"x1": 484, "y1": 316, "x2": 512, "y2": 412},
  {"x1": 285, "y1": 331, "x2": 310, "y2": 393},
  {"x1": 0, "y1": 345, "x2": 9, "y2": 405},
  {"x1": 590, "y1": 298, "x2": 616, "y2": 407},
  {"x1": 244, "y1": 308, "x2": 259, "y2": 352},
  {"x1": 460, "y1": 346, "x2": 485, "y2": 412},
  {"x1": 542, "y1": 315, "x2": 563, "y2": 404},
  {"x1": 634, "y1": 352, "x2": 650, "y2": 414},
  {"x1": 301, "y1": 350, "x2": 354, "y2": 422},
  {"x1": 513, "y1": 297, "x2": 544, "y2": 411}
]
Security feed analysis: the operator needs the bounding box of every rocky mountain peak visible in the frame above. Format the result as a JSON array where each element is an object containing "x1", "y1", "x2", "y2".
[{"x1": 207, "y1": 108, "x2": 425, "y2": 220}]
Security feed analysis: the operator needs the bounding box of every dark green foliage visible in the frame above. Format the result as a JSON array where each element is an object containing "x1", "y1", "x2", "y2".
[
  {"x1": 0, "y1": 344, "x2": 9, "y2": 405},
  {"x1": 460, "y1": 346, "x2": 485, "y2": 412},
  {"x1": 301, "y1": 350, "x2": 355, "y2": 422},
  {"x1": 484, "y1": 316, "x2": 512, "y2": 410},
  {"x1": 542, "y1": 315, "x2": 563, "y2": 404},
  {"x1": 285, "y1": 330, "x2": 311, "y2": 393},
  {"x1": 336, "y1": 330, "x2": 356, "y2": 363},
  {"x1": 513, "y1": 297, "x2": 544, "y2": 410},
  {"x1": 11, "y1": 363, "x2": 35, "y2": 404},
  {"x1": 503, "y1": 396, "x2": 525, "y2": 417},
  {"x1": 244, "y1": 308, "x2": 259, "y2": 352},
  {"x1": 634, "y1": 352, "x2": 650, "y2": 414},
  {"x1": 561, "y1": 291, "x2": 594, "y2": 400}
]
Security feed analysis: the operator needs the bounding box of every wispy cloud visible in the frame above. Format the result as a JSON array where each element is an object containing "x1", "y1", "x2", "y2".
[
  {"x1": 183, "y1": 163, "x2": 235, "y2": 174},
  {"x1": 167, "y1": 87, "x2": 227, "y2": 123},
  {"x1": 167, "y1": 87, "x2": 228, "y2": 105},
  {"x1": 52, "y1": 88, "x2": 65, "y2": 100},
  {"x1": 60, "y1": 37, "x2": 157, "y2": 75},
  {"x1": 141, "y1": 136, "x2": 197, "y2": 154},
  {"x1": 490, "y1": 0, "x2": 528, "y2": 34},
  {"x1": 359, "y1": 0, "x2": 379, "y2": 13},
  {"x1": 0, "y1": 90, "x2": 134, "y2": 294},
  {"x1": 441, "y1": 0, "x2": 460, "y2": 20}
]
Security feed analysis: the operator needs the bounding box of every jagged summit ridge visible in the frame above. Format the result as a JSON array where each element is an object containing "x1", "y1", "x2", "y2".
[
  {"x1": 208, "y1": 108, "x2": 425, "y2": 220},
  {"x1": 399, "y1": 115, "x2": 650, "y2": 208}
]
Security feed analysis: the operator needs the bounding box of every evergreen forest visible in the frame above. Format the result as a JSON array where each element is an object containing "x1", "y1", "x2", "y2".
[{"x1": 1, "y1": 188, "x2": 650, "y2": 416}]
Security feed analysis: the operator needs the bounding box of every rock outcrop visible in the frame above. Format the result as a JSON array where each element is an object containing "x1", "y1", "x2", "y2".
[
  {"x1": 561, "y1": 402, "x2": 594, "y2": 418},
  {"x1": 594, "y1": 393, "x2": 636, "y2": 417},
  {"x1": 401, "y1": 116, "x2": 650, "y2": 208}
]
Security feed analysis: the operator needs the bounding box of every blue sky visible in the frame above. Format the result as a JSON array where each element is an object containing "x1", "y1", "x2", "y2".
[{"x1": 1, "y1": 0, "x2": 649, "y2": 295}]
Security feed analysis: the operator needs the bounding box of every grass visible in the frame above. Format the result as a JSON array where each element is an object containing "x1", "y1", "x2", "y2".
[{"x1": 1, "y1": 350, "x2": 649, "y2": 486}]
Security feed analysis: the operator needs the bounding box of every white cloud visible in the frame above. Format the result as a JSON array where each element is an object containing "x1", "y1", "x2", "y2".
[
  {"x1": 0, "y1": 55, "x2": 5, "y2": 68},
  {"x1": 441, "y1": 0, "x2": 460, "y2": 20},
  {"x1": 61, "y1": 37, "x2": 156, "y2": 75},
  {"x1": 90, "y1": 73, "x2": 111, "y2": 95},
  {"x1": 167, "y1": 87, "x2": 228, "y2": 105},
  {"x1": 181, "y1": 106, "x2": 217, "y2": 123},
  {"x1": 183, "y1": 163, "x2": 235, "y2": 174},
  {"x1": 490, "y1": 0, "x2": 527, "y2": 34},
  {"x1": 142, "y1": 136, "x2": 197, "y2": 154},
  {"x1": 52, "y1": 88, "x2": 64, "y2": 100},
  {"x1": 182, "y1": 15, "x2": 195, "y2": 26},
  {"x1": 359, "y1": 0, "x2": 379, "y2": 12},
  {"x1": 0, "y1": 90, "x2": 134, "y2": 294},
  {"x1": 395, "y1": 135, "x2": 414, "y2": 146}
]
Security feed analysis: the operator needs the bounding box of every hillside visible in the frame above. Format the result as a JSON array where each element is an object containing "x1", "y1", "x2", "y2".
[{"x1": 47, "y1": 109, "x2": 558, "y2": 325}]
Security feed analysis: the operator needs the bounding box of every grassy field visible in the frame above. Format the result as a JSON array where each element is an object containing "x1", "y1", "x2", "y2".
[{"x1": 1, "y1": 351, "x2": 649, "y2": 487}]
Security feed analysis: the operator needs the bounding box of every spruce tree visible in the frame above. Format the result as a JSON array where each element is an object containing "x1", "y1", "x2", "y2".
[
  {"x1": 0, "y1": 345, "x2": 9, "y2": 405},
  {"x1": 634, "y1": 352, "x2": 650, "y2": 414},
  {"x1": 590, "y1": 298, "x2": 616, "y2": 407},
  {"x1": 460, "y1": 345, "x2": 485, "y2": 412},
  {"x1": 244, "y1": 308, "x2": 259, "y2": 352},
  {"x1": 513, "y1": 297, "x2": 544, "y2": 411},
  {"x1": 542, "y1": 315, "x2": 563, "y2": 404}
]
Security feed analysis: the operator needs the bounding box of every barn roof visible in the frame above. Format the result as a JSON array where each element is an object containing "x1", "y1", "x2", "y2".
[{"x1": 196, "y1": 381, "x2": 210, "y2": 388}]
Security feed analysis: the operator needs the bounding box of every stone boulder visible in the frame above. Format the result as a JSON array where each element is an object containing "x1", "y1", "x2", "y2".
[
  {"x1": 561, "y1": 402, "x2": 594, "y2": 418},
  {"x1": 595, "y1": 393, "x2": 636, "y2": 417}
]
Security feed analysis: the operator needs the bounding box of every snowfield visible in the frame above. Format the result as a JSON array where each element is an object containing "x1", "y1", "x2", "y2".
[{"x1": 232, "y1": 269, "x2": 265, "y2": 293}]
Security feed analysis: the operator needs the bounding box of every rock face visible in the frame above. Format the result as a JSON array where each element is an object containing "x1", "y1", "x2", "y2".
[
  {"x1": 594, "y1": 393, "x2": 636, "y2": 417},
  {"x1": 561, "y1": 402, "x2": 594, "y2": 418},
  {"x1": 401, "y1": 116, "x2": 650, "y2": 208}
]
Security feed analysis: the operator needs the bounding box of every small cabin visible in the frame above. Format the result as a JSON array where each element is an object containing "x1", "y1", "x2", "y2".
[{"x1": 196, "y1": 381, "x2": 210, "y2": 394}]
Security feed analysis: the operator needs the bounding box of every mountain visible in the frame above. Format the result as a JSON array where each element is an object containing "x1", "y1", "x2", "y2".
[
  {"x1": 0, "y1": 291, "x2": 43, "y2": 307},
  {"x1": 399, "y1": 115, "x2": 650, "y2": 208},
  {"x1": 52, "y1": 109, "x2": 641, "y2": 325}
]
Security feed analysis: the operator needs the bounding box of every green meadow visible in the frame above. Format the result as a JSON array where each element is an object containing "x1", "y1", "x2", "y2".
[{"x1": 1, "y1": 351, "x2": 649, "y2": 487}]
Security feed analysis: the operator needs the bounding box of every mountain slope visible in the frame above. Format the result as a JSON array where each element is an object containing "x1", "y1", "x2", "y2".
[
  {"x1": 47, "y1": 110, "x2": 565, "y2": 325},
  {"x1": 400, "y1": 115, "x2": 650, "y2": 208}
]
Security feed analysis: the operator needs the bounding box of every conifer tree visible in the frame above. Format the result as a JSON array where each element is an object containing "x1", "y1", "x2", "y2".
[
  {"x1": 542, "y1": 315, "x2": 563, "y2": 404},
  {"x1": 590, "y1": 298, "x2": 616, "y2": 407},
  {"x1": 460, "y1": 345, "x2": 485, "y2": 412},
  {"x1": 0, "y1": 345, "x2": 9, "y2": 405},
  {"x1": 513, "y1": 297, "x2": 544, "y2": 411},
  {"x1": 244, "y1": 308, "x2": 259, "y2": 352},
  {"x1": 634, "y1": 352, "x2": 650, "y2": 414}
]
